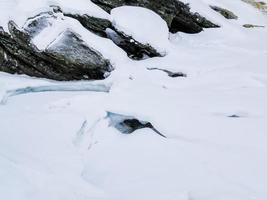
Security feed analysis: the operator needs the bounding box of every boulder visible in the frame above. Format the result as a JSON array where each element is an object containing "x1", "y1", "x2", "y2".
[
  {"x1": 45, "y1": 29, "x2": 113, "y2": 79},
  {"x1": 0, "y1": 12, "x2": 113, "y2": 81}
]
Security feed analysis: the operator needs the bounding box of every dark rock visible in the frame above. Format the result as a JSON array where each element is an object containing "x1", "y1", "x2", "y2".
[
  {"x1": 0, "y1": 24, "x2": 57, "y2": 78},
  {"x1": 106, "y1": 28, "x2": 162, "y2": 60},
  {"x1": 147, "y1": 67, "x2": 187, "y2": 78},
  {"x1": 64, "y1": 13, "x2": 112, "y2": 37},
  {"x1": 228, "y1": 114, "x2": 241, "y2": 118},
  {"x1": 0, "y1": 13, "x2": 113, "y2": 81},
  {"x1": 210, "y1": 6, "x2": 238, "y2": 19},
  {"x1": 170, "y1": 9, "x2": 219, "y2": 33},
  {"x1": 0, "y1": 44, "x2": 32, "y2": 75},
  {"x1": 0, "y1": 44, "x2": 17, "y2": 74},
  {"x1": 243, "y1": 24, "x2": 265, "y2": 28},
  {"x1": 45, "y1": 29, "x2": 113, "y2": 79},
  {"x1": 107, "y1": 112, "x2": 166, "y2": 138},
  {"x1": 91, "y1": 0, "x2": 219, "y2": 33},
  {"x1": 191, "y1": 13, "x2": 219, "y2": 29}
]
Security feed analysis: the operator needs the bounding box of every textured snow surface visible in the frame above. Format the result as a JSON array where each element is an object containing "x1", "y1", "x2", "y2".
[{"x1": 1, "y1": 0, "x2": 267, "y2": 200}]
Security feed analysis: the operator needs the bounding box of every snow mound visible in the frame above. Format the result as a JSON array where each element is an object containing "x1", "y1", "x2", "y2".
[{"x1": 111, "y1": 6, "x2": 170, "y2": 53}]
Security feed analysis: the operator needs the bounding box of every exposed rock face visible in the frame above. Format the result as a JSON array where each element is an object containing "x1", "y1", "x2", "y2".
[
  {"x1": 0, "y1": 13, "x2": 113, "y2": 81},
  {"x1": 91, "y1": 0, "x2": 219, "y2": 33},
  {"x1": 45, "y1": 29, "x2": 112, "y2": 79},
  {"x1": 64, "y1": 13, "x2": 112, "y2": 37},
  {"x1": 0, "y1": 40, "x2": 21, "y2": 75},
  {"x1": 0, "y1": 23, "x2": 56, "y2": 79},
  {"x1": 210, "y1": 6, "x2": 238, "y2": 19}
]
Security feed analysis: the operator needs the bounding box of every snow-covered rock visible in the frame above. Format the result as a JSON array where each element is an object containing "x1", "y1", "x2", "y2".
[
  {"x1": 111, "y1": 6, "x2": 169, "y2": 54},
  {"x1": 0, "y1": 17, "x2": 113, "y2": 81},
  {"x1": 92, "y1": 0, "x2": 219, "y2": 33}
]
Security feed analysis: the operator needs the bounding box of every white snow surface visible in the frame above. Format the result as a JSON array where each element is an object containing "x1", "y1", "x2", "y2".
[
  {"x1": 0, "y1": 0, "x2": 109, "y2": 31},
  {"x1": 1, "y1": 0, "x2": 267, "y2": 200}
]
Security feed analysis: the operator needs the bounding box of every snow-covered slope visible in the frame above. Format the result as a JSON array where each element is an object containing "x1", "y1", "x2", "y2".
[{"x1": 1, "y1": 0, "x2": 267, "y2": 200}]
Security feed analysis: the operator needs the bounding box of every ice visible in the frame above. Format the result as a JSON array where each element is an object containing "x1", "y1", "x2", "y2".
[{"x1": 0, "y1": 82, "x2": 111, "y2": 105}]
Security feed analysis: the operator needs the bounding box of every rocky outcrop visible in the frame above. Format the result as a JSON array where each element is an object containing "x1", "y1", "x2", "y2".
[
  {"x1": 62, "y1": 13, "x2": 162, "y2": 60},
  {"x1": 91, "y1": 0, "x2": 219, "y2": 33},
  {"x1": 0, "y1": 13, "x2": 113, "y2": 81},
  {"x1": 0, "y1": 1, "x2": 220, "y2": 80},
  {"x1": 210, "y1": 6, "x2": 238, "y2": 19},
  {"x1": 64, "y1": 13, "x2": 112, "y2": 37},
  {"x1": 0, "y1": 6, "x2": 165, "y2": 80},
  {"x1": 45, "y1": 29, "x2": 113, "y2": 79}
]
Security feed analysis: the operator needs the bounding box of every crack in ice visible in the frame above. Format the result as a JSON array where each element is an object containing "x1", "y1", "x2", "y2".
[{"x1": 0, "y1": 82, "x2": 111, "y2": 105}]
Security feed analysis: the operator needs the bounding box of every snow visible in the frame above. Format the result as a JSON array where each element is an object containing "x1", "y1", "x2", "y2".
[
  {"x1": 182, "y1": 0, "x2": 267, "y2": 27},
  {"x1": 0, "y1": 0, "x2": 109, "y2": 31},
  {"x1": 30, "y1": 13, "x2": 127, "y2": 65},
  {"x1": 1, "y1": 0, "x2": 267, "y2": 200},
  {"x1": 111, "y1": 6, "x2": 170, "y2": 53}
]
